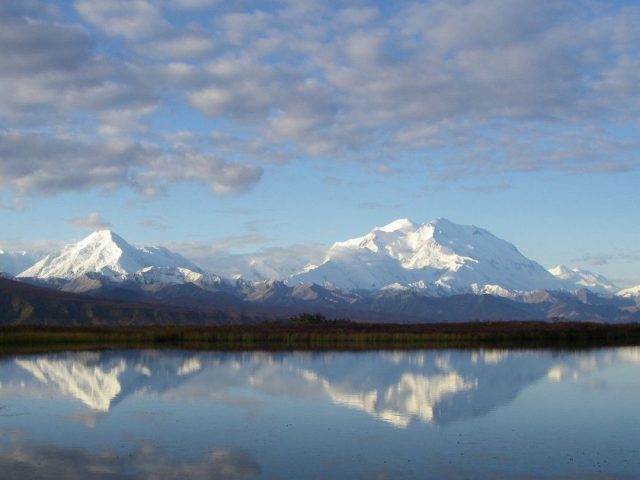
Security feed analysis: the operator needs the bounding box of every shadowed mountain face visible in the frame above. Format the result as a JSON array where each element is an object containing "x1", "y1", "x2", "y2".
[
  {"x1": 1, "y1": 275, "x2": 638, "y2": 325},
  {"x1": 0, "y1": 276, "x2": 241, "y2": 326}
]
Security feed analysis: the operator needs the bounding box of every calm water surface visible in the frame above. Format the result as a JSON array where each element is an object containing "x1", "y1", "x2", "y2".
[{"x1": 0, "y1": 348, "x2": 639, "y2": 479}]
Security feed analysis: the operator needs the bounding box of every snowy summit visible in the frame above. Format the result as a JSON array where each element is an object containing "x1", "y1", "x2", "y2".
[
  {"x1": 288, "y1": 218, "x2": 564, "y2": 293},
  {"x1": 548, "y1": 265, "x2": 619, "y2": 294},
  {"x1": 18, "y1": 230, "x2": 201, "y2": 281}
]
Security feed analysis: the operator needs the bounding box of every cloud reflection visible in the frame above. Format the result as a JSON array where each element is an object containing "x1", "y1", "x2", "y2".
[{"x1": 0, "y1": 437, "x2": 260, "y2": 480}]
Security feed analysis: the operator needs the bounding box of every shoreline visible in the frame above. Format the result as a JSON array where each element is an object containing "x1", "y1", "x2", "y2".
[{"x1": 1, "y1": 321, "x2": 639, "y2": 353}]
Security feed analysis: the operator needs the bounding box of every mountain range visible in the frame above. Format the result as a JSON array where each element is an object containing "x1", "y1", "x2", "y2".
[{"x1": 2, "y1": 218, "x2": 639, "y2": 325}]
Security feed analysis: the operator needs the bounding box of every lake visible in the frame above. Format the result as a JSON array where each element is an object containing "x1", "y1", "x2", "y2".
[{"x1": 0, "y1": 348, "x2": 639, "y2": 479}]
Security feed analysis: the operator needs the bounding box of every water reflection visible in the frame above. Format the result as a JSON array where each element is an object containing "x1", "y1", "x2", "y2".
[
  {"x1": 1, "y1": 348, "x2": 639, "y2": 479},
  {"x1": 2, "y1": 348, "x2": 636, "y2": 426},
  {"x1": 0, "y1": 434, "x2": 259, "y2": 480}
]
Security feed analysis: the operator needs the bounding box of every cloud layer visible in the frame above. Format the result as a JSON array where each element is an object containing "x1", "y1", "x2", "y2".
[{"x1": 1, "y1": 0, "x2": 639, "y2": 198}]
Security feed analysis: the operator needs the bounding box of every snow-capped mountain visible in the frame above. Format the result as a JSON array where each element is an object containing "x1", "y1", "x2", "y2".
[
  {"x1": 617, "y1": 284, "x2": 640, "y2": 298},
  {"x1": 548, "y1": 265, "x2": 619, "y2": 293},
  {"x1": 3, "y1": 221, "x2": 638, "y2": 324},
  {"x1": 17, "y1": 230, "x2": 202, "y2": 282},
  {"x1": 131, "y1": 266, "x2": 224, "y2": 288},
  {"x1": 9, "y1": 221, "x2": 632, "y2": 301},
  {"x1": 0, "y1": 250, "x2": 41, "y2": 275},
  {"x1": 288, "y1": 218, "x2": 564, "y2": 294}
]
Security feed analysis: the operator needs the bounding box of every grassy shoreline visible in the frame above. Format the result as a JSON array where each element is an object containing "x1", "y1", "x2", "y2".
[{"x1": 1, "y1": 321, "x2": 640, "y2": 353}]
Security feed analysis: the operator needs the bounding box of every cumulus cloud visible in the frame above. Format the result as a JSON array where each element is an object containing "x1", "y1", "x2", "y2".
[
  {"x1": 2, "y1": 0, "x2": 640, "y2": 200},
  {"x1": 136, "y1": 32, "x2": 216, "y2": 60},
  {"x1": 0, "y1": 132, "x2": 144, "y2": 194},
  {"x1": 177, "y1": 0, "x2": 640, "y2": 175},
  {"x1": 0, "y1": 131, "x2": 262, "y2": 196},
  {"x1": 145, "y1": 151, "x2": 263, "y2": 194},
  {"x1": 0, "y1": 3, "x2": 261, "y2": 197},
  {"x1": 0, "y1": 4, "x2": 157, "y2": 128},
  {"x1": 67, "y1": 212, "x2": 112, "y2": 231},
  {"x1": 97, "y1": 105, "x2": 158, "y2": 137},
  {"x1": 167, "y1": 0, "x2": 220, "y2": 10},
  {"x1": 75, "y1": 0, "x2": 170, "y2": 40}
]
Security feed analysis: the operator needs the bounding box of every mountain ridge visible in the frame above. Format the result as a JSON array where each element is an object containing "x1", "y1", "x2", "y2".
[{"x1": 9, "y1": 219, "x2": 624, "y2": 298}]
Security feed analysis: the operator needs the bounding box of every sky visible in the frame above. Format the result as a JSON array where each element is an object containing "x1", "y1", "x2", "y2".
[{"x1": 0, "y1": 0, "x2": 639, "y2": 286}]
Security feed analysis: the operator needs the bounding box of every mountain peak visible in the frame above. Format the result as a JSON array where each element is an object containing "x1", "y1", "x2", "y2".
[
  {"x1": 549, "y1": 265, "x2": 571, "y2": 276},
  {"x1": 291, "y1": 217, "x2": 562, "y2": 292},
  {"x1": 83, "y1": 229, "x2": 127, "y2": 245},
  {"x1": 617, "y1": 284, "x2": 640, "y2": 297},
  {"x1": 430, "y1": 217, "x2": 455, "y2": 226},
  {"x1": 377, "y1": 218, "x2": 416, "y2": 233},
  {"x1": 86, "y1": 229, "x2": 114, "y2": 238},
  {"x1": 548, "y1": 264, "x2": 618, "y2": 293},
  {"x1": 17, "y1": 230, "x2": 201, "y2": 280}
]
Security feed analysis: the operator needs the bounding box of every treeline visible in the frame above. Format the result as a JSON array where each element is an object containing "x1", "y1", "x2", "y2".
[{"x1": 1, "y1": 316, "x2": 639, "y2": 353}]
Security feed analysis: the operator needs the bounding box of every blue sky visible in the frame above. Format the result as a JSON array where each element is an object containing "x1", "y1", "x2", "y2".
[{"x1": 0, "y1": 0, "x2": 639, "y2": 285}]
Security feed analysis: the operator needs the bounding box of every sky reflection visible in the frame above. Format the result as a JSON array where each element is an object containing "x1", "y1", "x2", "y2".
[{"x1": 1, "y1": 348, "x2": 639, "y2": 479}]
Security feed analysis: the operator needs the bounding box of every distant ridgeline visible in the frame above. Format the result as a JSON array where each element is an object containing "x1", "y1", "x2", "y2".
[{"x1": 1, "y1": 220, "x2": 639, "y2": 325}]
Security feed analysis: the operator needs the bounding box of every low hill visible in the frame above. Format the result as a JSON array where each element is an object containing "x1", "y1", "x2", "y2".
[{"x1": 0, "y1": 277, "x2": 244, "y2": 326}]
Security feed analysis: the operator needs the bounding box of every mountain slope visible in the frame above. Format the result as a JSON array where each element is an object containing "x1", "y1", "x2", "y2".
[
  {"x1": 18, "y1": 230, "x2": 201, "y2": 281},
  {"x1": 289, "y1": 218, "x2": 563, "y2": 293},
  {"x1": 617, "y1": 284, "x2": 640, "y2": 298},
  {"x1": 0, "y1": 276, "x2": 237, "y2": 326},
  {"x1": 548, "y1": 265, "x2": 618, "y2": 293}
]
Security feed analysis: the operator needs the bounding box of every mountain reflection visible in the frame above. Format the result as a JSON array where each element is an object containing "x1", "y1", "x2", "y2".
[
  {"x1": 1, "y1": 348, "x2": 634, "y2": 428},
  {"x1": 15, "y1": 354, "x2": 125, "y2": 411}
]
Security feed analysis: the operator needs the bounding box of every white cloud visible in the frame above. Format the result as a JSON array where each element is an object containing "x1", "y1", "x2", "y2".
[
  {"x1": 97, "y1": 105, "x2": 157, "y2": 137},
  {"x1": 2, "y1": 0, "x2": 640, "y2": 201},
  {"x1": 0, "y1": 7, "x2": 157, "y2": 126},
  {"x1": 216, "y1": 11, "x2": 272, "y2": 44},
  {"x1": 171, "y1": 242, "x2": 327, "y2": 279},
  {"x1": 75, "y1": 0, "x2": 170, "y2": 40},
  {"x1": 136, "y1": 33, "x2": 215, "y2": 59},
  {"x1": 67, "y1": 212, "x2": 112, "y2": 231},
  {"x1": 185, "y1": 0, "x2": 640, "y2": 175},
  {"x1": 0, "y1": 131, "x2": 262, "y2": 196},
  {"x1": 166, "y1": 0, "x2": 219, "y2": 10}
]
